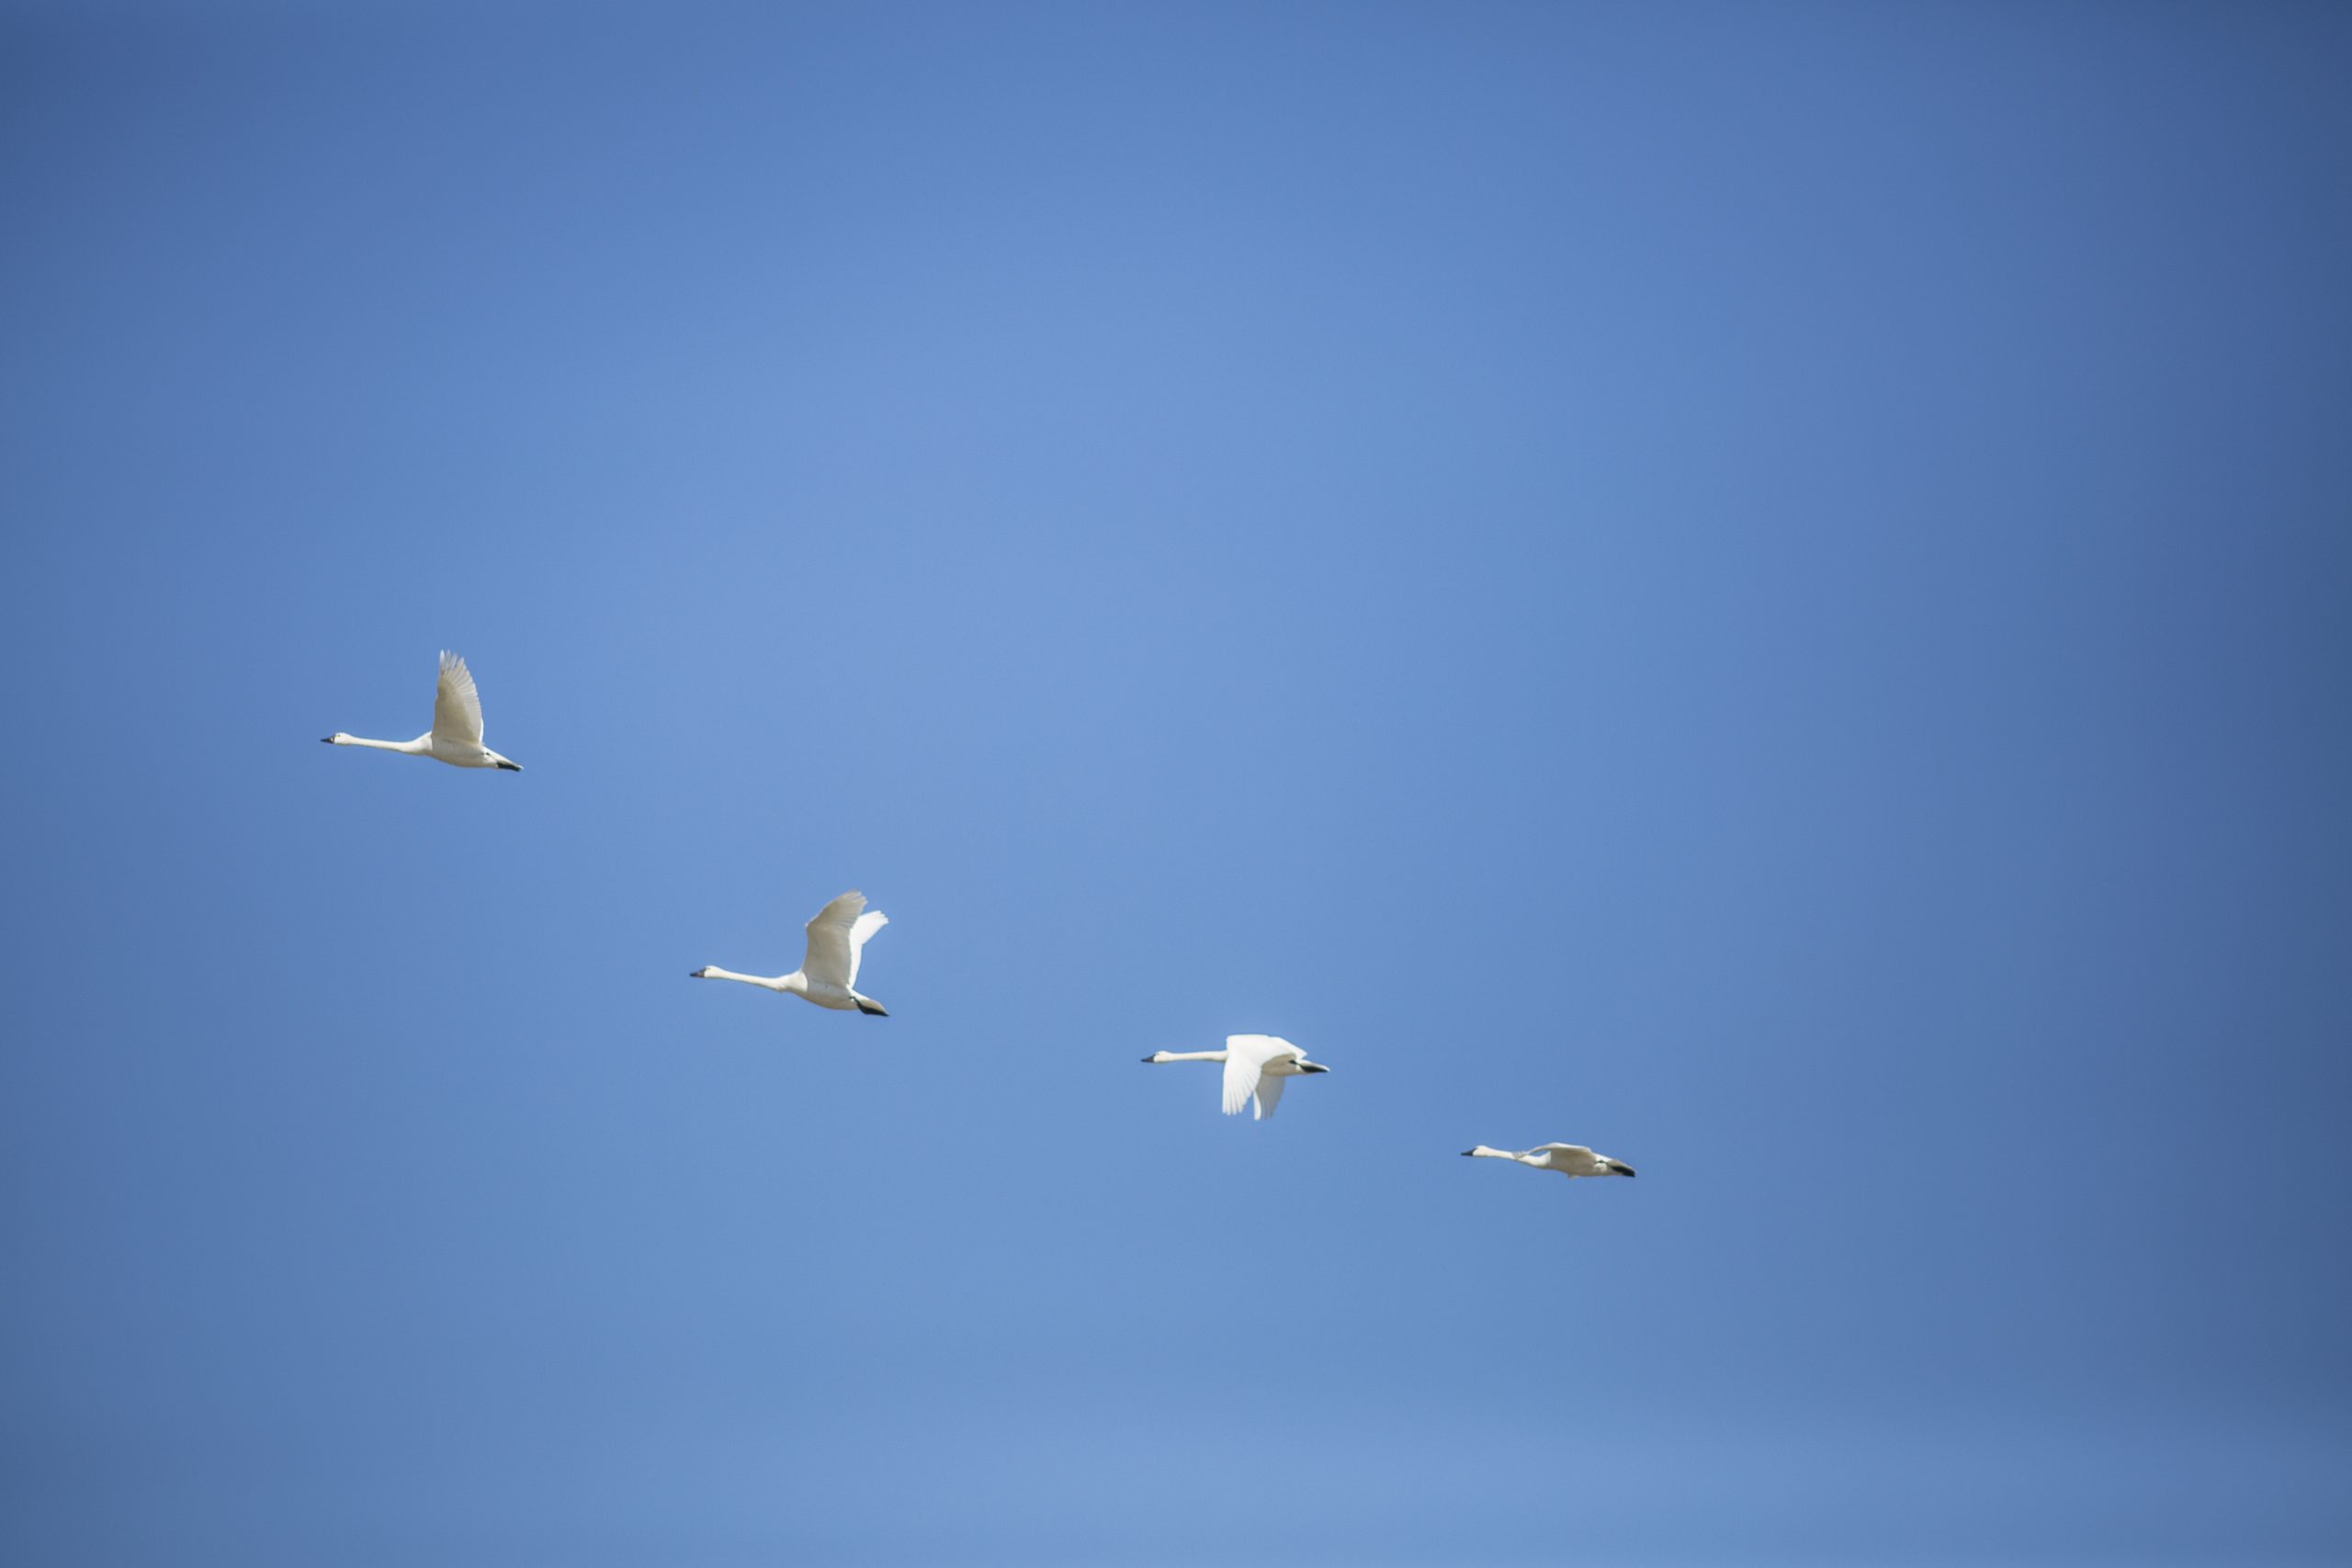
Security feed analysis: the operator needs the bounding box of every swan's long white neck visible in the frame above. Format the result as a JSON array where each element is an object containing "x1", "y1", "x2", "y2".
[
  {"x1": 697, "y1": 966, "x2": 804, "y2": 993},
  {"x1": 1148, "y1": 1050, "x2": 1228, "y2": 1064},
  {"x1": 326, "y1": 732, "x2": 431, "y2": 754},
  {"x1": 1464, "y1": 1145, "x2": 1519, "y2": 1161}
]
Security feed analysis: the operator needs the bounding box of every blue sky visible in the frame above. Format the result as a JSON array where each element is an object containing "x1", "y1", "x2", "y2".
[{"x1": 3, "y1": 3, "x2": 2348, "y2": 1562}]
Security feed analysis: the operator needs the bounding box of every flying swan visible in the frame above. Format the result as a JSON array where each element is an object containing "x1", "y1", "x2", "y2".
[
  {"x1": 322, "y1": 651, "x2": 523, "y2": 771},
  {"x1": 1461, "y1": 1143, "x2": 1637, "y2": 1179},
  {"x1": 690, "y1": 889, "x2": 891, "y2": 1016},
  {"x1": 1141, "y1": 1034, "x2": 1330, "y2": 1120}
]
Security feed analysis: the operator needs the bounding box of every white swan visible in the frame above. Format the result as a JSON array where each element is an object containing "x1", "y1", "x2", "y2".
[
  {"x1": 322, "y1": 651, "x2": 523, "y2": 771},
  {"x1": 1141, "y1": 1034, "x2": 1330, "y2": 1120},
  {"x1": 690, "y1": 890, "x2": 890, "y2": 1016},
  {"x1": 1461, "y1": 1143, "x2": 1637, "y2": 1179}
]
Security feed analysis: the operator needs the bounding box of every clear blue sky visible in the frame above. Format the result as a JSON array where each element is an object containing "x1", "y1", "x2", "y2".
[{"x1": 4, "y1": 3, "x2": 2348, "y2": 1563}]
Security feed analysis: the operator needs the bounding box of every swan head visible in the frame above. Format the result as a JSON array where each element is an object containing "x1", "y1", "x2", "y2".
[{"x1": 1141, "y1": 1051, "x2": 1170, "y2": 1063}]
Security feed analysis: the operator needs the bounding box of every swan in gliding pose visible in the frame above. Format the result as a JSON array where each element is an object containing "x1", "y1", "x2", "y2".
[
  {"x1": 1141, "y1": 1034, "x2": 1330, "y2": 1120},
  {"x1": 1461, "y1": 1143, "x2": 1637, "y2": 1179},
  {"x1": 322, "y1": 651, "x2": 523, "y2": 771},
  {"x1": 690, "y1": 890, "x2": 890, "y2": 1016}
]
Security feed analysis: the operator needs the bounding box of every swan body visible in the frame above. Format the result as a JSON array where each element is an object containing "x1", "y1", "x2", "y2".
[
  {"x1": 690, "y1": 889, "x2": 890, "y2": 1016},
  {"x1": 322, "y1": 651, "x2": 523, "y2": 771},
  {"x1": 1461, "y1": 1143, "x2": 1637, "y2": 1179},
  {"x1": 1142, "y1": 1033, "x2": 1330, "y2": 1120}
]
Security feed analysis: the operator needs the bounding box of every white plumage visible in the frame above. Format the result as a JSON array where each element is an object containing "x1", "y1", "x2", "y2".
[
  {"x1": 1461, "y1": 1143, "x2": 1637, "y2": 1179},
  {"x1": 690, "y1": 890, "x2": 891, "y2": 1016},
  {"x1": 322, "y1": 650, "x2": 523, "y2": 772},
  {"x1": 1142, "y1": 1033, "x2": 1331, "y2": 1121}
]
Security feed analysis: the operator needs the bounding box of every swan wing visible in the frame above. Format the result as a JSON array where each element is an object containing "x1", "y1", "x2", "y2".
[
  {"x1": 1251, "y1": 1072, "x2": 1286, "y2": 1120},
  {"x1": 1220, "y1": 1053, "x2": 1261, "y2": 1117},
  {"x1": 801, "y1": 890, "x2": 870, "y2": 989},
  {"x1": 844, "y1": 909, "x2": 888, "y2": 988},
  {"x1": 1220, "y1": 1035, "x2": 1291, "y2": 1118},
  {"x1": 1531, "y1": 1143, "x2": 1601, "y2": 1173},
  {"x1": 432, "y1": 651, "x2": 485, "y2": 747}
]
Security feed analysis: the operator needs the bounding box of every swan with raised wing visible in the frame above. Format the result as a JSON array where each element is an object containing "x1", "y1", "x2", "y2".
[
  {"x1": 322, "y1": 651, "x2": 523, "y2": 771},
  {"x1": 691, "y1": 889, "x2": 891, "y2": 1017}
]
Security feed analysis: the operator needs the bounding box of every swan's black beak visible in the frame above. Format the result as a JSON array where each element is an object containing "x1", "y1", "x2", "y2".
[
  {"x1": 1460, "y1": 1148, "x2": 1477, "y2": 1156},
  {"x1": 495, "y1": 761, "x2": 522, "y2": 772},
  {"x1": 1299, "y1": 1063, "x2": 1330, "y2": 1074},
  {"x1": 1138, "y1": 1055, "x2": 1156, "y2": 1062},
  {"x1": 319, "y1": 736, "x2": 334, "y2": 743},
  {"x1": 688, "y1": 968, "x2": 707, "y2": 978}
]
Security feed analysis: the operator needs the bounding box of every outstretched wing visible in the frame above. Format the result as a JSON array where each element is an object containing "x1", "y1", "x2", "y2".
[
  {"x1": 1251, "y1": 1072, "x2": 1286, "y2": 1121},
  {"x1": 432, "y1": 651, "x2": 485, "y2": 747},
  {"x1": 801, "y1": 890, "x2": 871, "y2": 989},
  {"x1": 1531, "y1": 1144, "x2": 1601, "y2": 1174},
  {"x1": 1221, "y1": 1035, "x2": 1292, "y2": 1119},
  {"x1": 1220, "y1": 1054, "x2": 1261, "y2": 1117},
  {"x1": 845, "y1": 909, "x2": 888, "y2": 989}
]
